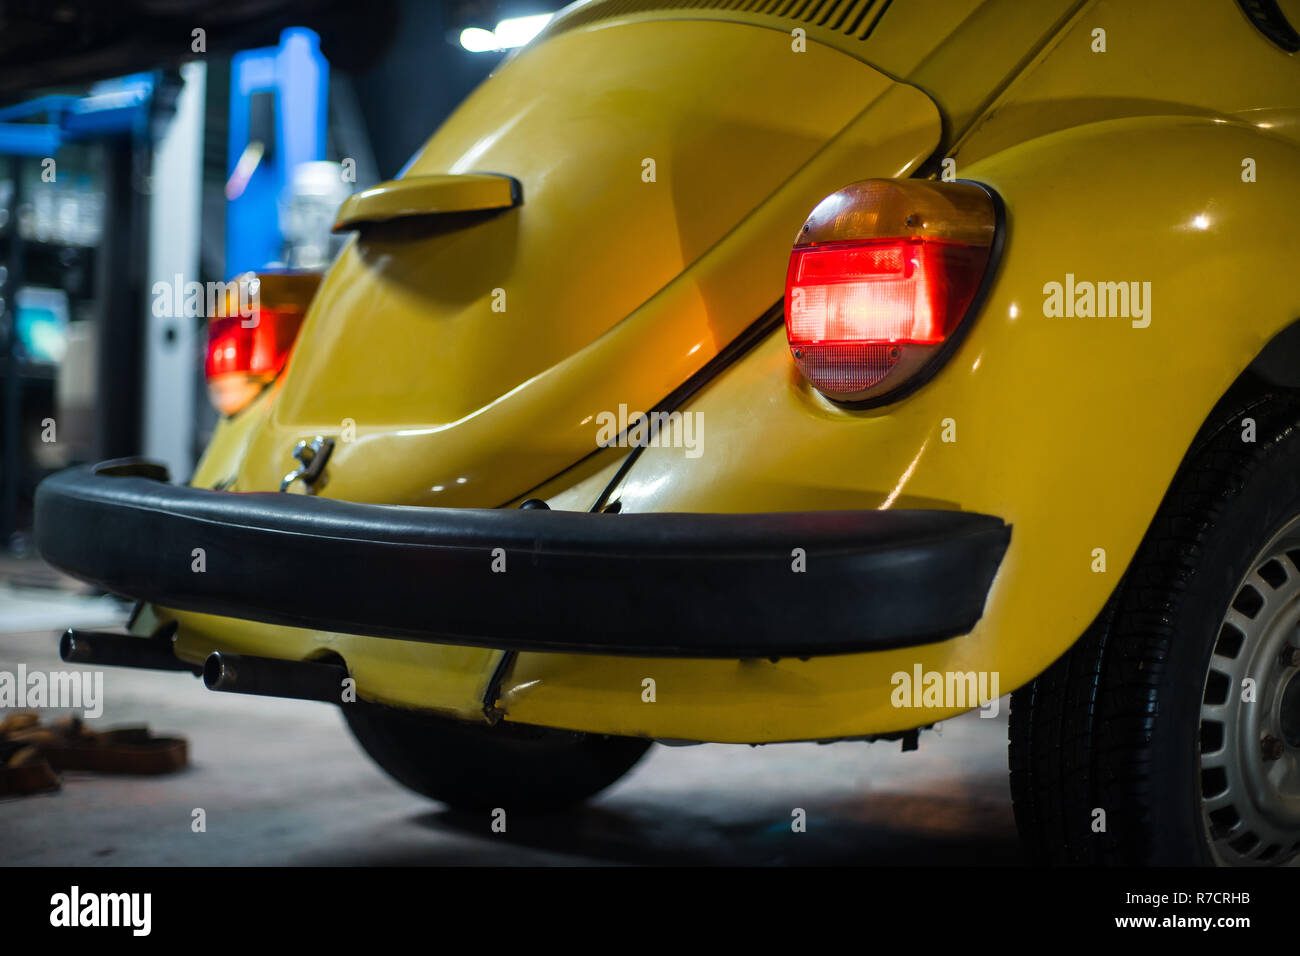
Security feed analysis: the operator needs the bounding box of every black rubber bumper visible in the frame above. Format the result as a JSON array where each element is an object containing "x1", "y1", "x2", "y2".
[{"x1": 34, "y1": 460, "x2": 1011, "y2": 658}]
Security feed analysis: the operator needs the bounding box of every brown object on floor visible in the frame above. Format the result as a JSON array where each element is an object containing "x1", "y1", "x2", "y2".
[
  {"x1": 0, "y1": 743, "x2": 61, "y2": 797},
  {"x1": 1, "y1": 712, "x2": 188, "y2": 777},
  {"x1": 0, "y1": 712, "x2": 40, "y2": 735}
]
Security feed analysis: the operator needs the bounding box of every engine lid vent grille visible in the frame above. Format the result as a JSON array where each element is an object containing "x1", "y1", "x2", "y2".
[
  {"x1": 1236, "y1": 0, "x2": 1300, "y2": 52},
  {"x1": 546, "y1": 0, "x2": 895, "y2": 42}
]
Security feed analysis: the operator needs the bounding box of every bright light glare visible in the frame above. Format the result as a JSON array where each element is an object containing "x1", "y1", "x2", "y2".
[{"x1": 459, "y1": 13, "x2": 554, "y2": 52}]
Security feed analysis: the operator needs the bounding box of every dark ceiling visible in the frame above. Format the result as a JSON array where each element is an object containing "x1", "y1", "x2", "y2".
[{"x1": 0, "y1": 0, "x2": 400, "y2": 101}]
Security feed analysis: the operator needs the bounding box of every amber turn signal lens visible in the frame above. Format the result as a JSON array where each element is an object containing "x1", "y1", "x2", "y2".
[{"x1": 784, "y1": 179, "x2": 998, "y2": 404}]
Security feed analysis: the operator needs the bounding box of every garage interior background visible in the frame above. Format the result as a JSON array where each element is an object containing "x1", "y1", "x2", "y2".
[{"x1": 0, "y1": 0, "x2": 549, "y2": 568}]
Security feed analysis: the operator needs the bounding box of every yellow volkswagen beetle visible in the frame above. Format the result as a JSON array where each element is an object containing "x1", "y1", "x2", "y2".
[{"x1": 33, "y1": 0, "x2": 1300, "y2": 866}]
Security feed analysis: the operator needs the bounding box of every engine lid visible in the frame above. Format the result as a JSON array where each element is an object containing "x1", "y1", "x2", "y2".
[{"x1": 240, "y1": 17, "x2": 943, "y2": 506}]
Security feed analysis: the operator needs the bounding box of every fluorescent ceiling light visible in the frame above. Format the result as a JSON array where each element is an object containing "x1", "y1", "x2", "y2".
[
  {"x1": 494, "y1": 13, "x2": 553, "y2": 47},
  {"x1": 459, "y1": 27, "x2": 500, "y2": 53},
  {"x1": 460, "y1": 13, "x2": 554, "y2": 52}
]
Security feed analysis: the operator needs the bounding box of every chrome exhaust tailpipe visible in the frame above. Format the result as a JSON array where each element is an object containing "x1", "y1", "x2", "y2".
[
  {"x1": 60, "y1": 626, "x2": 201, "y2": 674},
  {"x1": 202, "y1": 652, "x2": 349, "y2": 704}
]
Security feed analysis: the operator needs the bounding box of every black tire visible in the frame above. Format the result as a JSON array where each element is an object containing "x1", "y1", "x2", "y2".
[
  {"x1": 1010, "y1": 383, "x2": 1300, "y2": 865},
  {"x1": 343, "y1": 702, "x2": 652, "y2": 812}
]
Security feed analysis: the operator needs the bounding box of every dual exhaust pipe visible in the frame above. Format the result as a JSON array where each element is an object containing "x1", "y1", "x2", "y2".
[
  {"x1": 61, "y1": 626, "x2": 201, "y2": 675},
  {"x1": 61, "y1": 628, "x2": 350, "y2": 704},
  {"x1": 201, "y1": 651, "x2": 349, "y2": 704}
]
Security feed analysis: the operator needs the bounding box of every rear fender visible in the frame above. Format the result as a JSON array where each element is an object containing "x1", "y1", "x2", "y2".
[{"x1": 495, "y1": 114, "x2": 1300, "y2": 741}]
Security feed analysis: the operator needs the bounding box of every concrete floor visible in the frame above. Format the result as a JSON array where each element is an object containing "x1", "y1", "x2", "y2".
[{"x1": 0, "y1": 582, "x2": 1022, "y2": 866}]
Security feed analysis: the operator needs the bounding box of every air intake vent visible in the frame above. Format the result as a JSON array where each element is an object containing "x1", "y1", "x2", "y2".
[
  {"x1": 548, "y1": 0, "x2": 895, "y2": 42},
  {"x1": 1237, "y1": 0, "x2": 1300, "y2": 52}
]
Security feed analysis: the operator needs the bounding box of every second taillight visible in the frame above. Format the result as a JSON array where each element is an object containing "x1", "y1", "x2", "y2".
[
  {"x1": 205, "y1": 271, "x2": 321, "y2": 416},
  {"x1": 784, "y1": 180, "x2": 999, "y2": 404}
]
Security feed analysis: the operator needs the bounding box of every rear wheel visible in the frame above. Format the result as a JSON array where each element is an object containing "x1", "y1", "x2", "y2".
[
  {"x1": 344, "y1": 702, "x2": 651, "y2": 813},
  {"x1": 1200, "y1": 513, "x2": 1300, "y2": 864},
  {"x1": 1010, "y1": 386, "x2": 1300, "y2": 865}
]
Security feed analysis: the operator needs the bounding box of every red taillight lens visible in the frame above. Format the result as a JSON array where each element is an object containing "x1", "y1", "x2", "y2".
[
  {"x1": 205, "y1": 271, "x2": 321, "y2": 416},
  {"x1": 205, "y1": 307, "x2": 302, "y2": 378},
  {"x1": 784, "y1": 180, "x2": 998, "y2": 404},
  {"x1": 205, "y1": 307, "x2": 304, "y2": 415}
]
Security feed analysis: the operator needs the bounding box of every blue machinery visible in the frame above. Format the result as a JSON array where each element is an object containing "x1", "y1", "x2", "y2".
[
  {"x1": 0, "y1": 74, "x2": 156, "y2": 155},
  {"x1": 226, "y1": 28, "x2": 330, "y2": 276},
  {"x1": 0, "y1": 24, "x2": 331, "y2": 276}
]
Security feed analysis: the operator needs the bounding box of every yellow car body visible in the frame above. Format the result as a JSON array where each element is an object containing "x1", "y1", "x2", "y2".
[{"x1": 113, "y1": 0, "x2": 1300, "y2": 744}]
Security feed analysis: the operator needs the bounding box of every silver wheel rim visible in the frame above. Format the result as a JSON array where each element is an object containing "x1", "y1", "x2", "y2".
[{"x1": 1200, "y1": 513, "x2": 1300, "y2": 865}]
